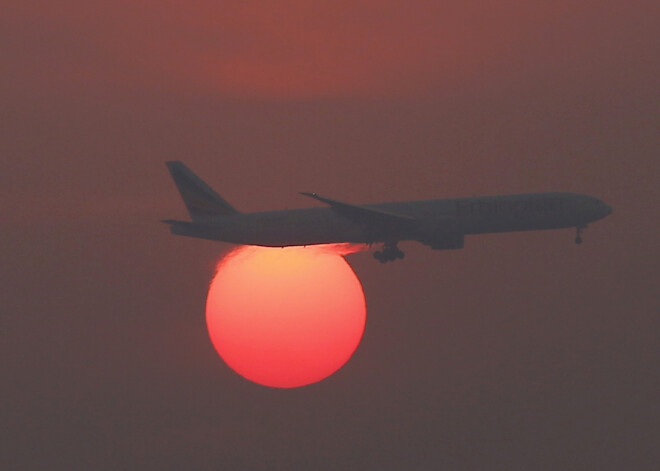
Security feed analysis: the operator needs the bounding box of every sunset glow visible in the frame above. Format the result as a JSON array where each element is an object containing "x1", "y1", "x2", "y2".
[{"x1": 206, "y1": 245, "x2": 367, "y2": 388}]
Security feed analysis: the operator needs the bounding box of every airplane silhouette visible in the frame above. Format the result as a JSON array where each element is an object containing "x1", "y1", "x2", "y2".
[{"x1": 164, "y1": 161, "x2": 612, "y2": 262}]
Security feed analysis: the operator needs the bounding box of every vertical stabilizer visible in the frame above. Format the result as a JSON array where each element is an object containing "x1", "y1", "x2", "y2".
[{"x1": 166, "y1": 161, "x2": 239, "y2": 221}]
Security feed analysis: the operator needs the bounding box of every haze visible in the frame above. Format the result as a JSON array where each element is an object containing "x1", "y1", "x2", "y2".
[{"x1": 2, "y1": 1, "x2": 658, "y2": 469}]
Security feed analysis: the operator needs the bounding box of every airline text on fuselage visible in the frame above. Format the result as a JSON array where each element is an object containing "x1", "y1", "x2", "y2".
[{"x1": 455, "y1": 197, "x2": 565, "y2": 218}]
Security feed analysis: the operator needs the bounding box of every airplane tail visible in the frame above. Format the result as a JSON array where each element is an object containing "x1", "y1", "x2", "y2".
[{"x1": 166, "y1": 161, "x2": 239, "y2": 221}]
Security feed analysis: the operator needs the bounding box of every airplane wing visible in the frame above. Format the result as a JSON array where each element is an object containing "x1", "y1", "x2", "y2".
[{"x1": 300, "y1": 192, "x2": 417, "y2": 229}]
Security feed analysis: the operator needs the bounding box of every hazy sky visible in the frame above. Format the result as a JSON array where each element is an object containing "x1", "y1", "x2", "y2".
[{"x1": 2, "y1": 1, "x2": 658, "y2": 469}]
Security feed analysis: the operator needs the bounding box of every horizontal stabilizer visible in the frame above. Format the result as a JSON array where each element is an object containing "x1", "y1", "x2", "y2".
[{"x1": 161, "y1": 219, "x2": 221, "y2": 241}]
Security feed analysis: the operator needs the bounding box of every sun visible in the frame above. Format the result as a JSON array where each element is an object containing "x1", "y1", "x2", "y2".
[{"x1": 206, "y1": 245, "x2": 367, "y2": 388}]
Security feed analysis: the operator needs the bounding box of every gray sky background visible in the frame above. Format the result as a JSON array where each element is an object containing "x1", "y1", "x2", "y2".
[{"x1": 2, "y1": 1, "x2": 658, "y2": 469}]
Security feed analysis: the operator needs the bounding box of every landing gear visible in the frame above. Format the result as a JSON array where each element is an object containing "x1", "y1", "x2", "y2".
[
  {"x1": 575, "y1": 226, "x2": 584, "y2": 244},
  {"x1": 373, "y1": 243, "x2": 404, "y2": 263}
]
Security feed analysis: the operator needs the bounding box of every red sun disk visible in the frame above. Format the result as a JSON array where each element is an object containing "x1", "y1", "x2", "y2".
[{"x1": 206, "y1": 245, "x2": 367, "y2": 388}]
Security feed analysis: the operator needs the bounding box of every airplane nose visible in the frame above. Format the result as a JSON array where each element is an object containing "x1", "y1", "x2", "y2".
[
  {"x1": 599, "y1": 202, "x2": 613, "y2": 218},
  {"x1": 592, "y1": 199, "x2": 612, "y2": 220}
]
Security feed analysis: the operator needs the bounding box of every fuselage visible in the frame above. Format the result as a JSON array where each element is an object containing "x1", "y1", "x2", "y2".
[{"x1": 169, "y1": 192, "x2": 612, "y2": 248}]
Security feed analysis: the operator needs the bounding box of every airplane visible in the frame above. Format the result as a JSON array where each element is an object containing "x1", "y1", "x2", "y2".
[{"x1": 163, "y1": 161, "x2": 612, "y2": 263}]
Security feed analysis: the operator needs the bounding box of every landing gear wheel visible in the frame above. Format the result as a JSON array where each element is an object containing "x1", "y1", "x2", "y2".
[
  {"x1": 373, "y1": 251, "x2": 387, "y2": 263},
  {"x1": 575, "y1": 236, "x2": 583, "y2": 244},
  {"x1": 575, "y1": 226, "x2": 584, "y2": 245},
  {"x1": 374, "y1": 243, "x2": 405, "y2": 263}
]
